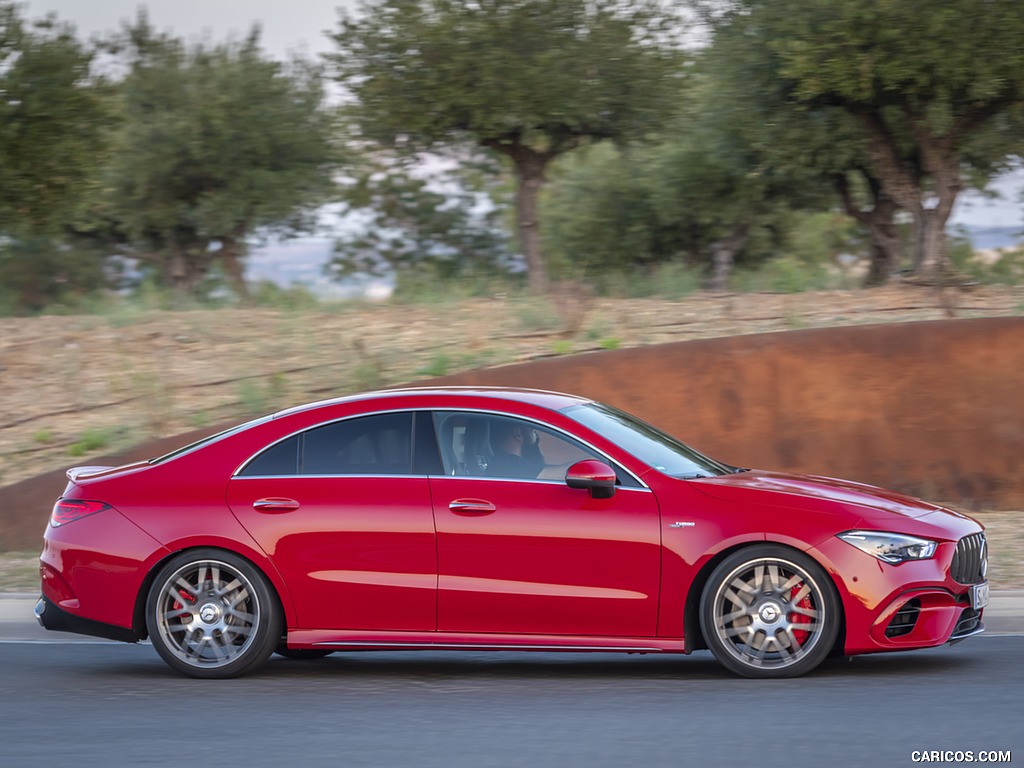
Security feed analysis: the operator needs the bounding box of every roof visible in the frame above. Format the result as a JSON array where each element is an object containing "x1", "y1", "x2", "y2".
[{"x1": 270, "y1": 386, "x2": 590, "y2": 419}]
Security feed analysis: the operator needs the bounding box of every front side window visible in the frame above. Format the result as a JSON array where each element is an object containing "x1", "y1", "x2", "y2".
[
  {"x1": 239, "y1": 412, "x2": 417, "y2": 476},
  {"x1": 432, "y1": 411, "x2": 638, "y2": 486}
]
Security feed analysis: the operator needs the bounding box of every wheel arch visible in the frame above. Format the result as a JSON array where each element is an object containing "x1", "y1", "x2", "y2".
[
  {"x1": 131, "y1": 544, "x2": 290, "y2": 641},
  {"x1": 683, "y1": 540, "x2": 846, "y2": 656}
]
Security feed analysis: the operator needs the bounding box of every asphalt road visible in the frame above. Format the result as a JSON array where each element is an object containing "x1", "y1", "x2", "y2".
[{"x1": 0, "y1": 635, "x2": 1020, "y2": 768}]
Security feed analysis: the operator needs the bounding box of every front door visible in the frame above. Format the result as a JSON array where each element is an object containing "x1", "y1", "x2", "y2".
[{"x1": 430, "y1": 412, "x2": 661, "y2": 638}]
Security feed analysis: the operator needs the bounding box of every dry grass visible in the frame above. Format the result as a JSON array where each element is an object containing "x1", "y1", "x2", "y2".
[{"x1": 0, "y1": 552, "x2": 38, "y2": 593}]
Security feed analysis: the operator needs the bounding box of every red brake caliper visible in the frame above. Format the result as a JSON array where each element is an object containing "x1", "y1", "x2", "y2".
[
  {"x1": 789, "y1": 585, "x2": 812, "y2": 646},
  {"x1": 173, "y1": 589, "x2": 197, "y2": 623}
]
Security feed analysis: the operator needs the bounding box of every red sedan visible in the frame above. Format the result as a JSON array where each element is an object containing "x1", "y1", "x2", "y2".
[{"x1": 37, "y1": 387, "x2": 988, "y2": 678}]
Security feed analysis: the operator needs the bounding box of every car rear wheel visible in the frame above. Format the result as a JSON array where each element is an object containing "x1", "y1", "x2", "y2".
[
  {"x1": 699, "y1": 544, "x2": 840, "y2": 678},
  {"x1": 146, "y1": 549, "x2": 281, "y2": 679}
]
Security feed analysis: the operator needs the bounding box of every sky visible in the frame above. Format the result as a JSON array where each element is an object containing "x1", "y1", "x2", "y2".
[
  {"x1": 22, "y1": 0, "x2": 356, "y2": 57},
  {"x1": 19, "y1": 0, "x2": 1024, "y2": 235}
]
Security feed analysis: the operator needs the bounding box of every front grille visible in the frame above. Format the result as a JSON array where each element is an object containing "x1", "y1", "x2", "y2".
[
  {"x1": 950, "y1": 533, "x2": 987, "y2": 585},
  {"x1": 885, "y1": 598, "x2": 921, "y2": 638}
]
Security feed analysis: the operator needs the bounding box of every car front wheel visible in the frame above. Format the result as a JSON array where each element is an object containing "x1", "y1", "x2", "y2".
[
  {"x1": 146, "y1": 549, "x2": 281, "y2": 678},
  {"x1": 699, "y1": 544, "x2": 840, "y2": 678}
]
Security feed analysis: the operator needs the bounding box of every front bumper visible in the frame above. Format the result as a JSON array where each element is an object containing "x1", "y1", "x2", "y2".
[
  {"x1": 811, "y1": 536, "x2": 987, "y2": 655},
  {"x1": 864, "y1": 588, "x2": 985, "y2": 651}
]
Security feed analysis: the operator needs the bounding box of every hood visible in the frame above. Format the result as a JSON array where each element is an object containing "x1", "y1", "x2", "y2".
[{"x1": 691, "y1": 470, "x2": 942, "y2": 519}]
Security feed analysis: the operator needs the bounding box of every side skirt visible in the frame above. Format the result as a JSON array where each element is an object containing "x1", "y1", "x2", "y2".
[{"x1": 285, "y1": 629, "x2": 688, "y2": 654}]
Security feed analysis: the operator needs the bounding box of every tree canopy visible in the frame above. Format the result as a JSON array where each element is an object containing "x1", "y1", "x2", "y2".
[
  {"x1": 5, "y1": 1, "x2": 1024, "y2": 311},
  {"x1": 703, "y1": 0, "x2": 1024, "y2": 281},
  {"x1": 329, "y1": 0, "x2": 684, "y2": 291},
  {"x1": 96, "y1": 15, "x2": 340, "y2": 297},
  {"x1": 0, "y1": 3, "x2": 109, "y2": 237}
]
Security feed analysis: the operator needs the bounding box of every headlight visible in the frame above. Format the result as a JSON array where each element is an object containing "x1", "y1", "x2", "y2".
[{"x1": 837, "y1": 531, "x2": 938, "y2": 564}]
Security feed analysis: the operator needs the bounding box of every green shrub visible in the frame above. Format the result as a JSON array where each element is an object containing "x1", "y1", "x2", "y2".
[
  {"x1": 730, "y1": 254, "x2": 840, "y2": 294},
  {"x1": 68, "y1": 428, "x2": 113, "y2": 457},
  {"x1": 417, "y1": 354, "x2": 451, "y2": 378},
  {"x1": 251, "y1": 281, "x2": 321, "y2": 311}
]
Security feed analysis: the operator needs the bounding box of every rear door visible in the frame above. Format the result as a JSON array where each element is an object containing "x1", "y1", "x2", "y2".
[{"x1": 227, "y1": 411, "x2": 439, "y2": 631}]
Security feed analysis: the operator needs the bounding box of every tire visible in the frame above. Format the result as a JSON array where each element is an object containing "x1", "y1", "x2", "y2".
[
  {"x1": 699, "y1": 544, "x2": 840, "y2": 678},
  {"x1": 275, "y1": 645, "x2": 334, "y2": 660},
  {"x1": 146, "y1": 549, "x2": 281, "y2": 679}
]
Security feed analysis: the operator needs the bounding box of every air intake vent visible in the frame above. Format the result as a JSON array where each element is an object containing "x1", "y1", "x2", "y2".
[
  {"x1": 951, "y1": 607, "x2": 982, "y2": 639},
  {"x1": 885, "y1": 598, "x2": 920, "y2": 638}
]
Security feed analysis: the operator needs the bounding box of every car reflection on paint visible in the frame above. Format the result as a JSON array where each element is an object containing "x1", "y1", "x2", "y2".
[{"x1": 37, "y1": 387, "x2": 988, "y2": 678}]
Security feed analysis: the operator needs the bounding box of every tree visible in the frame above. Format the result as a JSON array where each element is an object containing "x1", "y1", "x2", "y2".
[
  {"x1": 703, "y1": 0, "x2": 1024, "y2": 282},
  {"x1": 0, "y1": 237, "x2": 110, "y2": 312},
  {"x1": 0, "y1": 4, "x2": 113, "y2": 313},
  {"x1": 0, "y1": 3, "x2": 109, "y2": 237},
  {"x1": 330, "y1": 148, "x2": 513, "y2": 286},
  {"x1": 98, "y1": 15, "x2": 339, "y2": 298},
  {"x1": 541, "y1": 42, "x2": 826, "y2": 290},
  {"x1": 329, "y1": 0, "x2": 683, "y2": 292},
  {"x1": 540, "y1": 131, "x2": 801, "y2": 290},
  {"x1": 693, "y1": 18, "x2": 906, "y2": 285}
]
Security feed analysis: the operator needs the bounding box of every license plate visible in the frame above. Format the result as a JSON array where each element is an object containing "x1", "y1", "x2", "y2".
[{"x1": 970, "y1": 582, "x2": 989, "y2": 610}]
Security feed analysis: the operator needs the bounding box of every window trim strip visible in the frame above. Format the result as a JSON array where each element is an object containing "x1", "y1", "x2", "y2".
[{"x1": 232, "y1": 406, "x2": 648, "y2": 489}]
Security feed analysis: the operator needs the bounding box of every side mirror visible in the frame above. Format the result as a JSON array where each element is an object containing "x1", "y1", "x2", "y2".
[{"x1": 565, "y1": 459, "x2": 617, "y2": 499}]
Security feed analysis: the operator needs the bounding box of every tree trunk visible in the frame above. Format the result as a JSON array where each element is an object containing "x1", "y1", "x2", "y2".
[
  {"x1": 917, "y1": 208, "x2": 951, "y2": 282},
  {"x1": 484, "y1": 140, "x2": 555, "y2": 294},
  {"x1": 708, "y1": 225, "x2": 750, "y2": 291},
  {"x1": 864, "y1": 233, "x2": 900, "y2": 286},
  {"x1": 164, "y1": 230, "x2": 215, "y2": 301},
  {"x1": 835, "y1": 172, "x2": 902, "y2": 286},
  {"x1": 513, "y1": 155, "x2": 550, "y2": 294},
  {"x1": 863, "y1": 205, "x2": 902, "y2": 286},
  {"x1": 914, "y1": 149, "x2": 960, "y2": 283},
  {"x1": 852, "y1": 108, "x2": 963, "y2": 285},
  {"x1": 166, "y1": 235, "x2": 191, "y2": 300},
  {"x1": 220, "y1": 236, "x2": 251, "y2": 303}
]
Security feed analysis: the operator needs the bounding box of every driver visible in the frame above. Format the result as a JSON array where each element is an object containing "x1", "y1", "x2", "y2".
[{"x1": 488, "y1": 419, "x2": 545, "y2": 478}]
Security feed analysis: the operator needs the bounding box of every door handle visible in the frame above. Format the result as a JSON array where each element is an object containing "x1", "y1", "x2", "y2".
[
  {"x1": 252, "y1": 497, "x2": 301, "y2": 513},
  {"x1": 448, "y1": 499, "x2": 497, "y2": 514}
]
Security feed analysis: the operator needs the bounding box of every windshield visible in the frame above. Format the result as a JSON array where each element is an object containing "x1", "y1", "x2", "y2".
[{"x1": 561, "y1": 402, "x2": 733, "y2": 479}]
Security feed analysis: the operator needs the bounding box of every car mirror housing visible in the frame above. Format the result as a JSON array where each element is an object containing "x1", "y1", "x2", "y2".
[{"x1": 565, "y1": 459, "x2": 617, "y2": 499}]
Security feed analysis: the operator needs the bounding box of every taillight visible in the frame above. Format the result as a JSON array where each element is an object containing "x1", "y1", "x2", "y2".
[{"x1": 50, "y1": 499, "x2": 111, "y2": 527}]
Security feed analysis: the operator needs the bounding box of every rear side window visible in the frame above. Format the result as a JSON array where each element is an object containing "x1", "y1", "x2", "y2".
[
  {"x1": 303, "y1": 412, "x2": 411, "y2": 475},
  {"x1": 239, "y1": 412, "x2": 417, "y2": 476}
]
